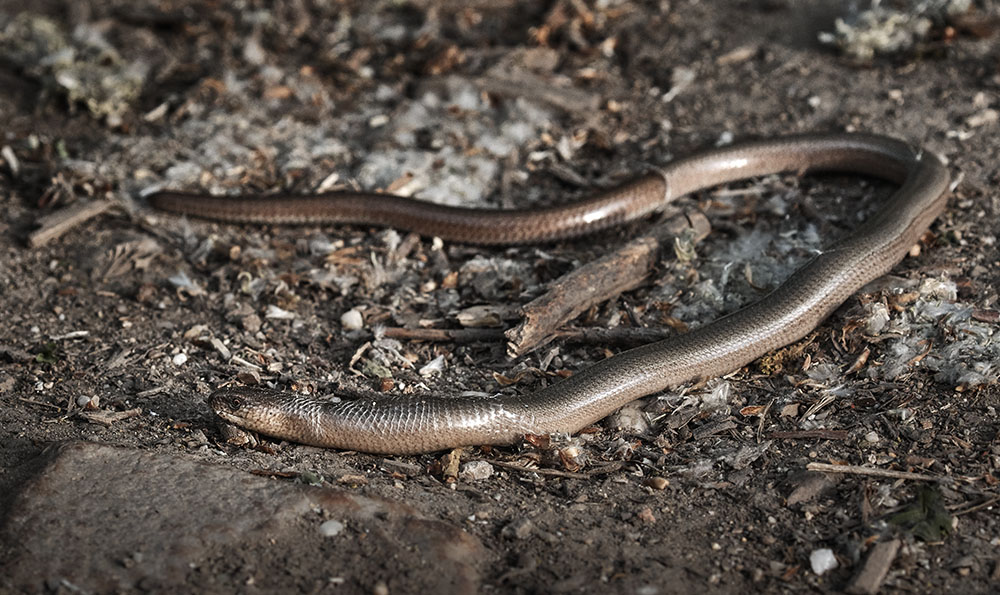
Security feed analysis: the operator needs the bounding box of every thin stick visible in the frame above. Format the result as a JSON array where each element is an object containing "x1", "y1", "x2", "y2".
[
  {"x1": 505, "y1": 210, "x2": 711, "y2": 357},
  {"x1": 489, "y1": 459, "x2": 592, "y2": 480},
  {"x1": 28, "y1": 200, "x2": 115, "y2": 248},
  {"x1": 81, "y1": 407, "x2": 143, "y2": 427},
  {"x1": 806, "y1": 462, "x2": 942, "y2": 482},
  {"x1": 381, "y1": 327, "x2": 503, "y2": 343},
  {"x1": 950, "y1": 496, "x2": 999, "y2": 516},
  {"x1": 17, "y1": 397, "x2": 65, "y2": 411},
  {"x1": 769, "y1": 429, "x2": 849, "y2": 440}
]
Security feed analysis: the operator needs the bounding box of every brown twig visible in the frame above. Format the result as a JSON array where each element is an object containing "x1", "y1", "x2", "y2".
[
  {"x1": 505, "y1": 210, "x2": 711, "y2": 357},
  {"x1": 845, "y1": 539, "x2": 900, "y2": 595},
  {"x1": 81, "y1": 407, "x2": 143, "y2": 427},
  {"x1": 768, "y1": 429, "x2": 849, "y2": 440},
  {"x1": 489, "y1": 459, "x2": 594, "y2": 480},
  {"x1": 381, "y1": 327, "x2": 503, "y2": 343},
  {"x1": 28, "y1": 200, "x2": 116, "y2": 248},
  {"x1": 17, "y1": 397, "x2": 65, "y2": 411},
  {"x1": 474, "y1": 73, "x2": 600, "y2": 114},
  {"x1": 950, "y1": 495, "x2": 1000, "y2": 516},
  {"x1": 807, "y1": 462, "x2": 943, "y2": 482}
]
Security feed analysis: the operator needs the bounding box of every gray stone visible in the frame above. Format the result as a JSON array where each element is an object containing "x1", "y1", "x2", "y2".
[
  {"x1": 501, "y1": 517, "x2": 534, "y2": 540},
  {"x1": 0, "y1": 442, "x2": 484, "y2": 593},
  {"x1": 459, "y1": 460, "x2": 494, "y2": 481}
]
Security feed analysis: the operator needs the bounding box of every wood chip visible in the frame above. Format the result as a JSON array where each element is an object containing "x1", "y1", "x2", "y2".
[
  {"x1": 441, "y1": 448, "x2": 463, "y2": 482},
  {"x1": 716, "y1": 44, "x2": 759, "y2": 65},
  {"x1": 769, "y1": 429, "x2": 849, "y2": 440},
  {"x1": 807, "y1": 462, "x2": 942, "y2": 482},
  {"x1": 693, "y1": 418, "x2": 737, "y2": 440},
  {"x1": 474, "y1": 72, "x2": 601, "y2": 113},
  {"x1": 785, "y1": 470, "x2": 841, "y2": 506},
  {"x1": 505, "y1": 209, "x2": 710, "y2": 357},
  {"x1": 845, "y1": 539, "x2": 901, "y2": 595},
  {"x1": 81, "y1": 407, "x2": 142, "y2": 427},
  {"x1": 29, "y1": 200, "x2": 116, "y2": 248},
  {"x1": 972, "y1": 308, "x2": 999, "y2": 323}
]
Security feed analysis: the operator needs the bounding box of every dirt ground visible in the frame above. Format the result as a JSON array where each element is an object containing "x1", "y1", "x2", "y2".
[{"x1": 1, "y1": 0, "x2": 999, "y2": 593}]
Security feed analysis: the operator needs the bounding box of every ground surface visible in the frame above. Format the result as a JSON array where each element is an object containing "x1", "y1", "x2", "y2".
[{"x1": 1, "y1": 1, "x2": 999, "y2": 593}]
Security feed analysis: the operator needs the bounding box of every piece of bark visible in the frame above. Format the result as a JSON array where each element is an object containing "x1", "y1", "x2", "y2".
[
  {"x1": 505, "y1": 210, "x2": 711, "y2": 357},
  {"x1": 382, "y1": 327, "x2": 504, "y2": 343},
  {"x1": 28, "y1": 200, "x2": 115, "y2": 248},
  {"x1": 845, "y1": 539, "x2": 901, "y2": 595},
  {"x1": 769, "y1": 429, "x2": 849, "y2": 440},
  {"x1": 785, "y1": 470, "x2": 842, "y2": 506},
  {"x1": 806, "y1": 462, "x2": 942, "y2": 482},
  {"x1": 474, "y1": 72, "x2": 600, "y2": 113}
]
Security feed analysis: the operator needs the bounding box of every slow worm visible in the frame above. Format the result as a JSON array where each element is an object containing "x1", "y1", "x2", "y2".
[{"x1": 149, "y1": 133, "x2": 950, "y2": 454}]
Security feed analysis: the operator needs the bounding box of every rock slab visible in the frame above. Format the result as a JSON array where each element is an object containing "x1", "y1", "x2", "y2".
[{"x1": 0, "y1": 442, "x2": 484, "y2": 594}]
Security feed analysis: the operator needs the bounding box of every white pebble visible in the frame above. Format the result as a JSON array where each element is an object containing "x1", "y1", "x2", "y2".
[
  {"x1": 608, "y1": 403, "x2": 650, "y2": 434},
  {"x1": 809, "y1": 548, "x2": 838, "y2": 575},
  {"x1": 318, "y1": 520, "x2": 345, "y2": 537},
  {"x1": 864, "y1": 431, "x2": 880, "y2": 444},
  {"x1": 76, "y1": 395, "x2": 99, "y2": 409},
  {"x1": 340, "y1": 309, "x2": 363, "y2": 330},
  {"x1": 265, "y1": 304, "x2": 296, "y2": 320},
  {"x1": 863, "y1": 302, "x2": 890, "y2": 335},
  {"x1": 172, "y1": 353, "x2": 188, "y2": 366}
]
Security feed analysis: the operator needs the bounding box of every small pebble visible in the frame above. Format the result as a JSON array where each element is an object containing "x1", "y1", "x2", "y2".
[
  {"x1": 318, "y1": 520, "x2": 345, "y2": 537},
  {"x1": 501, "y1": 518, "x2": 534, "y2": 540},
  {"x1": 185, "y1": 429, "x2": 209, "y2": 447},
  {"x1": 637, "y1": 507, "x2": 656, "y2": 524},
  {"x1": 381, "y1": 459, "x2": 423, "y2": 477},
  {"x1": 644, "y1": 477, "x2": 670, "y2": 490},
  {"x1": 209, "y1": 337, "x2": 231, "y2": 360},
  {"x1": 373, "y1": 580, "x2": 389, "y2": 595},
  {"x1": 459, "y1": 460, "x2": 494, "y2": 481},
  {"x1": 340, "y1": 309, "x2": 364, "y2": 330},
  {"x1": 810, "y1": 548, "x2": 838, "y2": 576},
  {"x1": 608, "y1": 403, "x2": 650, "y2": 434},
  {"x1": 265, "y1": 304, "x2": 295, "y2": 320},
  {"x1": 241, "y1": 313, "x2": 263, "y2": 333},
  {"x1": 863, "y1": 302, "x2": 890, "y2": 335},
  {"x1": 172, "y1": 353, "x2": 188, "y2": 366}
]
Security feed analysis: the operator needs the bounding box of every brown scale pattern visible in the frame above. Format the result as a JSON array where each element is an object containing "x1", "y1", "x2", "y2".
[{"x1": 181, "y1": 133, "x2": 949, "y2": 454}]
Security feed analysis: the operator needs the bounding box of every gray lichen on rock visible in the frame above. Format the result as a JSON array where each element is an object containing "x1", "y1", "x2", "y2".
[
  {"x1": 0, "y1": 13, "x2": 147, "y2": 126},
  {"x1": 819, "y1": 0, "x2": 972, "y2": 61}
]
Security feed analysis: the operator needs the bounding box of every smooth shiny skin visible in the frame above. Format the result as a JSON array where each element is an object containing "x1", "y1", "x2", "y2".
[{"x1": 155, "y1": 133, "x2": 951, "y2": 454}]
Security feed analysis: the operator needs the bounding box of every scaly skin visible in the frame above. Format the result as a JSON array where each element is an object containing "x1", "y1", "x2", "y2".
[{"x1": 155, "y1": 133, "x2": 951, "y2": 454}]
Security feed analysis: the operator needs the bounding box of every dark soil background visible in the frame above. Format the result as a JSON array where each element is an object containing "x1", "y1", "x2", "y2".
[{"x1": 1, "y1": 1, "x2": 999, "y2": 593}]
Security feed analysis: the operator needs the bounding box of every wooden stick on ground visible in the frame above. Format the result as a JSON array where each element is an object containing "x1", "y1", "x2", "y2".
[
  {"x1": 505, "y1": 209, "x2": 711, "y2": 357},
  {"x1": 29, "y1": 200, "x2": 115, "y2": 248},
  {"x1": 806, "y1": 463, "x2": 943, "y2": 482}
]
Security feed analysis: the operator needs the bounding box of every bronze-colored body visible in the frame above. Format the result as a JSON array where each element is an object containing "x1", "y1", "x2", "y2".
[{"x1": 154, "y1": 133, "x2": 951, "y2": 454}]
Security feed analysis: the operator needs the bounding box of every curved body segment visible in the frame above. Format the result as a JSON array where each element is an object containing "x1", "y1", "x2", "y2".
[{"x1": 155, "y1": 133, "x2": 951, "y2": 454}]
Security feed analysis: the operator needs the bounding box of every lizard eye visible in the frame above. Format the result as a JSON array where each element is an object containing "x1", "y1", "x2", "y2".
[{"x1": 229, "y1": 397, "x2": 244, "y2": 410}]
